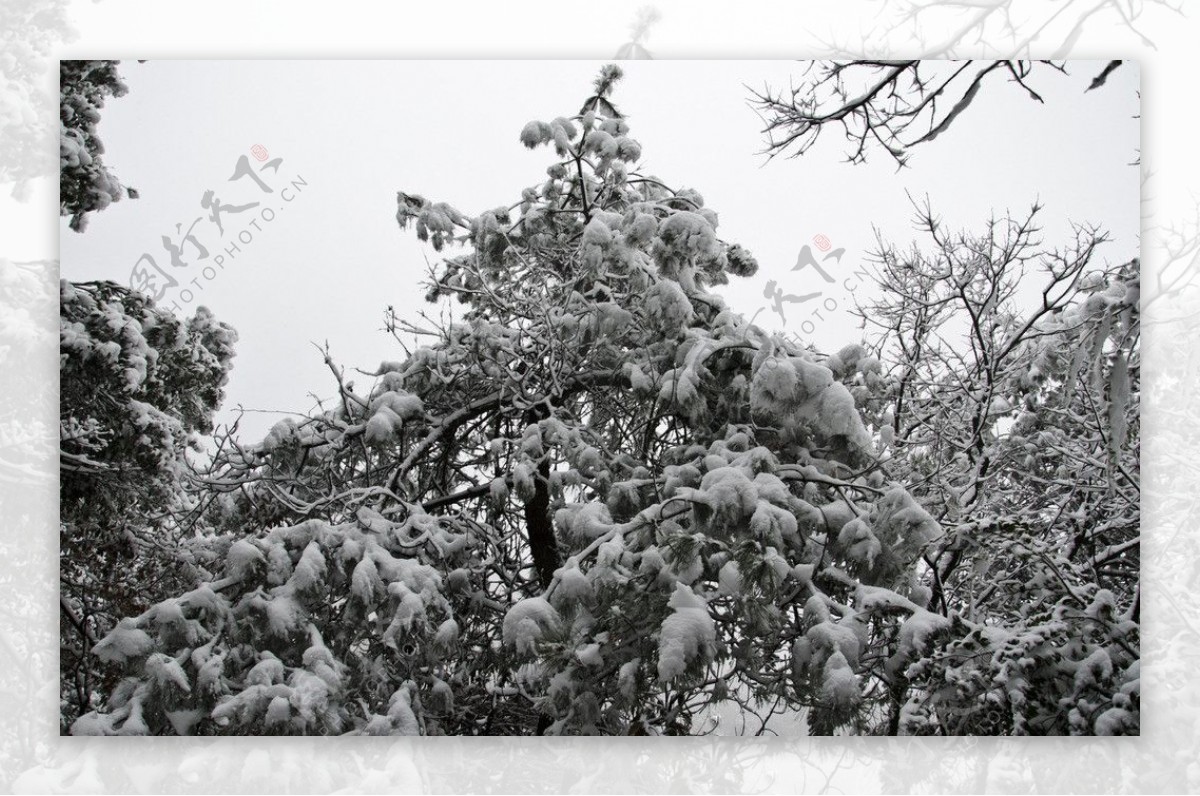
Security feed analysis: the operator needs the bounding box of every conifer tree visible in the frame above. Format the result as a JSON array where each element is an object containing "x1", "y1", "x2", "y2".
[{"x1": 60, "y1": 280, "x2": 237, "y2": 727}]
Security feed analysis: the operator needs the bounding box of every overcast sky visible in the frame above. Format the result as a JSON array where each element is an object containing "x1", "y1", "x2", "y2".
[{"x1": 59, "y1": 60, "x2": 1140, "y2": 442}]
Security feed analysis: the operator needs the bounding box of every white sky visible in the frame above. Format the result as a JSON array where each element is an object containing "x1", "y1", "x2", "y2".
[{"x1": 59, "y1": 60, "x2": 1140, "y2": 442}]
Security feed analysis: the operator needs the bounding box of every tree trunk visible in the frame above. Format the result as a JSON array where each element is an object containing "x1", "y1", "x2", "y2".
[{"x1": 524, "y1": 458, "x2": 559, "y2": 591}]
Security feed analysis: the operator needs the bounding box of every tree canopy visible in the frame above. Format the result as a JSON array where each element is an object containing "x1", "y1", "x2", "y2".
[
  {"x1": 66, "y1": 65, "x2": 1139, "y2": 736},
  {"x1": 855, "y1": 199, "x2": 1139, "y2": 733},
  {"x1": 60, "y1": 60, "x2": 137, "y2": 232},
  {"x1": 60, "y1": 280, "x2": 237, "y2": 727}
]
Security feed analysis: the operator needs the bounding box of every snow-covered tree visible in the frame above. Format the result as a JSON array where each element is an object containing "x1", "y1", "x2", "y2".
[
  {"x1": 853, "y1": 199, "x2": 1140, "y2": 734},
  {"x1": 60, "y1": 60, "x2": 137, "y2": 232},
  {"x1": 60, "y1": 280, "x2": 237, "y2": 727},
  {"x1": 72, "y1": 66, "x2": 959, "y2": 737}
]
